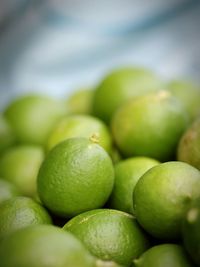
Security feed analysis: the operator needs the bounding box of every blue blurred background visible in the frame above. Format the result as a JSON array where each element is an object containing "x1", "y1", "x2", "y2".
[{"x1": 0, "y1": 0, "x2": 200, "y2": 108}]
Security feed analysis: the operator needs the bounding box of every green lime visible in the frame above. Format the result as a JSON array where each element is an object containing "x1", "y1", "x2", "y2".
[
  {"x1": 64, "y1": 209, "x2": 149, "y2": 266},
  {"x1": 177, "y1": 118, "x2": 200, "y2": 170},
  {"x1": 133, "y1": 244, "x2": 193, "y2": 267},
  {"x1": 133, "y1": 161, "x2": 200, "y2": 240},
  {"x1": 168, "y1": 80, "x2": 200, "y2": 121},
  {"x1": 0, "y1": 178, "x2": 20, "y2": 204},
  {"x1": 38, "y1": 138, "x2": 114, "y2": 218},
  {"x1": 0, "y1": 196, "x2": 52, "y2": 242},
  {"x1": 0, "y1": 145, "x2": 44, "y2": 197},
  {"x1": 0, "y1": 224, "x2": 96, "y2": 267},
  {"x1": 4, "y1": 94, "x2": 66, "y2": 145},
  {"x1": 109, "y1": 157, "x2": 159, "y2": 214},
  {"x1": 0, "y1": 114, "x2": 15, "y2": 154},
  {"x1": 92, "y1": 67, "x2": 163, "y2": 124},
  {"x1": 47, "y1": 115, "x2": 112, "y2": 153},
  {"x1": 66, "y1": 88, "x2": 94, "y2": 115},
  {"x1": 182, "y1": 199, "x2": 200, "y2": 265},
  {"x1": 112, "y1": 90, "x2": 188, "y2": 161}
]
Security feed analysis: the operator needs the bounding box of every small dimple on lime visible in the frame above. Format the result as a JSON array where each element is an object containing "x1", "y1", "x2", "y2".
[{"x1": 89, "y1": 133, "x2": 100, "y2": 144}]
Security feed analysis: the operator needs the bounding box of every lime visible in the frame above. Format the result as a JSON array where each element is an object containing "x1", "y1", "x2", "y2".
[
  {"x1": 47, "y1": 115, "x2": 112, "y2": 153},
  {"x1": 0, "y1": 196, "x2": 52, "y2": 242},
  {"x1": 0, "y1": 145, "x2": 44, "y2": 197},
  {"x1": 92, "y1": 67, "x2": 163, "y2": 124},
  {"x1": 0, "y1": 224, "x2": 96, "y2": 267},
  {"x1": 66, "y1": 88, "x2": 94, "y2": 115},
  {"x1": 4, "y1": 94, "x2": 66, "y2": 145},
  {"x1": 109, "y1": 157, "x2": 159, "y2": 214},
  {"x1": 168, "y1": 80, "x2": 200, "y2": 121},
  {"x1": 0, "y1": 178, "x2": 20, "y2": 204},
  {"x1": 133, "y1": 161, "x2": 200, "y2": 240},
  {"x1": 64, "y1": 209, "x2": 149, "y2": 266},
  {"x1": 0, "y1": 114, "x2": 15, "y2": 154},
  {"x1": 38, "y1": 138, "x2": 114, "y2": 217},
  {"x1": 182, "y1": 199, "x2": 200, "y2": 265},
  {"x1": 177, "y1": 118, "x2": 200, "y2": 170},
  {"x1": 112, "y1": 90, "x2": 188, "y2": 161},
  {"x1": 133, "y1": 244, "x2": 193, "y2": 267}
]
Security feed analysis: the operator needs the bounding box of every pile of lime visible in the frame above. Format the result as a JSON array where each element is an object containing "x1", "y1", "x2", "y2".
[{"x1": 0, "y1": 67, "x2": 200, "y2": 267}]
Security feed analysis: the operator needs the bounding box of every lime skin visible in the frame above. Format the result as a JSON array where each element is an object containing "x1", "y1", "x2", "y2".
[
  {"x1": 0, "y1": 145, "x2": 44, "y2": 197},
  {"x1": 109, "y1": 157, "x2": 159, "y2": 214},
  {"x1": 0, "y1": 178, "x2": 20, "y2": 205},
  {"x1": 182, "y1": 199, "x2": 200, "y2": 266},
  {"x1": 133, "y1": 161, "x2": 200, "y2": 240},
  {"x1": 4, "y1": 94, "x2": 66, "y2": 146},
  {"x1": 177, "y1": 118, "x2": 200, "y2": 171},
  {"x1": 133, "y1": 244, "x2": 193, "y2": 267},
  {"x1": 0, "y1": 225, "x2": 96, "y2": 267},
  {"x1": 0, "y1": 196, "x2": 52, "y2": 242},
  {"x1": 47, "y1": 114, "x2": 112, "y2": 154},
  {"x1": 112, "y1": 91, "x2": 188, "y2": 161},
  {"x1": 92, "y1": 67, "x2": 163, "y2": 124},
  {"x1": 64, "y1": 209, "x2": 150, "y2": 266},
  {"x1": 168, "y1": 80, "x2": 200, "y2": 121},
  {"x1": 66, "y1": 88, "x2": 94, "y2": 115}
]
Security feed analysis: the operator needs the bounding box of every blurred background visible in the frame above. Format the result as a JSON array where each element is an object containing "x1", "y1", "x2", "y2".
[{"x1": 0, "y1": 0, "x2": 200, "y2": 109}]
